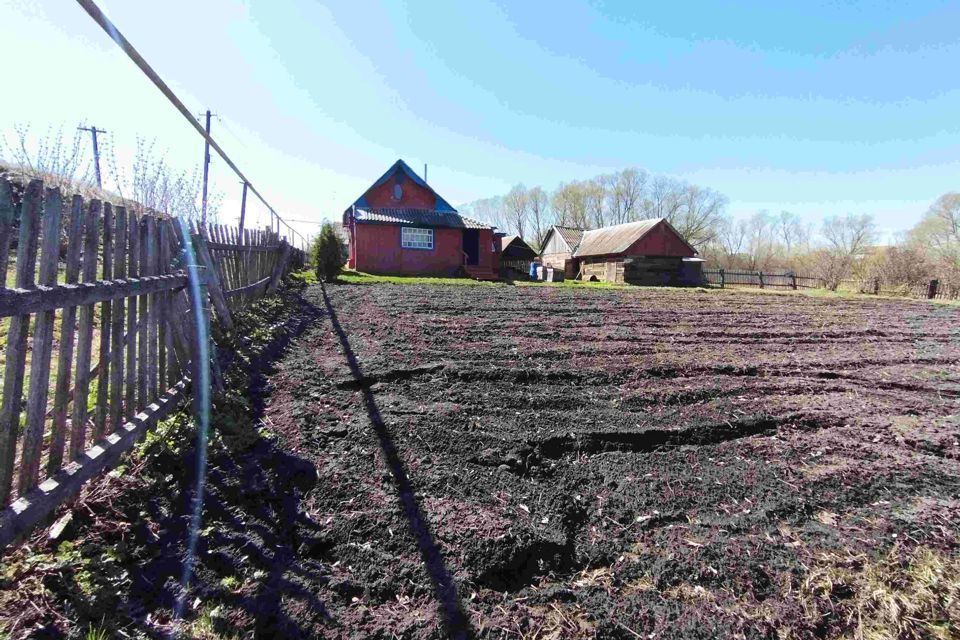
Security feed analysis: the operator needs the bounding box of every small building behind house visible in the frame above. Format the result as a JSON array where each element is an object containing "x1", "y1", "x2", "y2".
[
  {"x1": 498, "y1": 234, "x2": 538, "y2": 277},
  {"x1": 539, "y1": 225, "x2": 584, "y2": 279},
  {"x1": 343, "y1": 160, "x2": 499, "y2": 279},
  {"x1": 574, "y1": 218, "x2": 701, "y2": 285}
]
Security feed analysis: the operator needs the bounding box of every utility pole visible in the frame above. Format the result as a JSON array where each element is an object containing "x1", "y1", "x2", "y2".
[
  {"x1": 238, "y1": 181, "x2": 248, "y2": 237},
  {"x1": 78, "y1": 125, "x2": 107, "y2": 188},
  {"x1": 200, "y1": 109, "x2": 213, "y2": 225}
]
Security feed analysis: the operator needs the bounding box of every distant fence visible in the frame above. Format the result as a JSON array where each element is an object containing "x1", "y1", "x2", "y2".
[
  {"x1": 0, "y1": 179, "x2": 303, "y2": 549},
  {"x1": 703, "y1": 268, "x2": 958, "y2": 300},
  {"x1": 500, "y1": 259, "x2": 533, "y2": 275}
]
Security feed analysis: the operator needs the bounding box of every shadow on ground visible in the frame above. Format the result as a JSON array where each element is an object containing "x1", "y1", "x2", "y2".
[{"x1": 318, "y1": 281, "x2": 474, "y2": 639}]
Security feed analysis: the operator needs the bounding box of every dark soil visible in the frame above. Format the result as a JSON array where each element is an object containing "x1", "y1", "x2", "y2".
[{"x1": 3, "y1": 283, "x2": 959, "y2": 639}]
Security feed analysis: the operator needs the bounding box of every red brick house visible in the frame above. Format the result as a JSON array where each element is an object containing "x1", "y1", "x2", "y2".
[{"x1": 343, "y1": 160, "x2": 498, "y2": 279}]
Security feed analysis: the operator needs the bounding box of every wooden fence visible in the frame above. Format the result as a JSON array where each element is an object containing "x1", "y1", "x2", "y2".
[
  {"x1": 703, "y1": 268, "x2": 957, "y2": 300},
  {"x1": 0, "y1": 179, "x2": 303, "y2": 549}
]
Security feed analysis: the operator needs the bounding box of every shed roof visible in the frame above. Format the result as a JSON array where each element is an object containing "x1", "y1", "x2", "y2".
[
  {"x1": 499, "y1": 235, "x2": 531, "y2": 251},
  {"x1": 573, "y1": 218, "x2": 696, "y2": 258},
  {"x1": 543, "y1": 226, "x2": 585, "y2": 253},
  {"x1": 353, "y1": 207, "x2": 491, "y2": 230}
]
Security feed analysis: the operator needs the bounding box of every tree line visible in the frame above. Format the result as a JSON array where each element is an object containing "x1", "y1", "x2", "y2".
[
  {"x1": 701, "y1": 195, "x2": 959, "y2": 295},
  {"x1": 462, "y1": 168, "x2": 960, "y2": 295},
  {"x1": 460, "y1": 168, "x2": 727, "y2": 250}
]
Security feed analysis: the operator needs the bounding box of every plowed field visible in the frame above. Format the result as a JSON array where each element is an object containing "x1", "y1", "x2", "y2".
[{"x1": 263, "y1": 284, "x2": 960, "y2": 638}]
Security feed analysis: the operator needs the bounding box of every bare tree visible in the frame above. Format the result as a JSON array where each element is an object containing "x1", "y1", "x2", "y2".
[
  {"x1": 702, "y1": 215, "x2": 750, "y2": 268},
  {"x1": 551, "y1": 181, "x2": 590, "y2": 229},
  {"x1": 667, "y1": 184, "x2": 726, "y2": 248},
  {"x1": 586, "y1": 176, "x2": 608, "y2": 228},
  {"x1": 776, "y1": 211, "x2": 810, "y2": 255},
  {"x1": 527, "y1": 186, "x2": 550, "y2": 247},
  {"x1": 107, "y1": 137, "x2": 219, "y2": 221},
  {"x1": 743, "y1": 212, "x2": 778, "y2": 270},
  {"x1": 1, "y1": 123, "x2": 94, "y2": 192},
  {"x1": 648, "y1": 175, "x2": 684, "y2": 219},
  {"x1": 461, "y1": 195, "x2": 507, "y2": 231},
  {"x1": 908, "y1": 193, "x2": 960, "y2": 290},
  {"x1": 818, "y1": 213, "x2": 876, "y2": 289},
  {"x1": 607, "y1": 168, "x2": 648, "y2": 224},
  {"x1": 503, "y1": 183, "x2": 530, "y2": 239}
]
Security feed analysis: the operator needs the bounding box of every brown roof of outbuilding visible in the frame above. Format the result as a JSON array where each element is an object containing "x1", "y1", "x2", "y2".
[
  {"x1": 353, "y1": 207, "x2": 491, "y2": 230},
  {"x1": 573, "y1": 218, "x2": 664, "y2": 258},
  {"x1": 500, "y1": 234, "x2": 538, "y2": 257},
  {"x1": 546, "y1": 226, "x2": 585, "y2": 252}
]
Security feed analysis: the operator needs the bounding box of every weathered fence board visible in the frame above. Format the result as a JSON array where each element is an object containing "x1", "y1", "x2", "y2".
[
  {"x1": 109, "y1": 207, "x2": 127, "y2": 439},
  {"x1": 94, "y1": 202, "x2": 114, "y2": 440},
  {"x1": 70, "y1": 200, "x2": 101, "y2": 462},
  {"x1": 0, "y1": 180, "x2": 43, "y2": 503},
  {"x1": 48, "y1": 196, "x2": 85, "y2": 475},
  {"x1": 0, "y1": 180, "x2": 305, "y2": 550},
  {"x1": 19, "y1": 188, "x2": 63, "y2": 496},
  {"x1": 0, "y1": 182, "x2": 13, "y2": 289}
]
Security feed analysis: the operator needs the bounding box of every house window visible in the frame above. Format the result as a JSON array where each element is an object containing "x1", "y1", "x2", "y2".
[{"x1": 402, "y1": 227, "x2": 434, "y2": 250}]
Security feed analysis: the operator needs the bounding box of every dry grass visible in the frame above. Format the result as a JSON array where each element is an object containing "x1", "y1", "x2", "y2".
[{"x1": 799, "y1": 545, "x2": 960, "y2": 639}]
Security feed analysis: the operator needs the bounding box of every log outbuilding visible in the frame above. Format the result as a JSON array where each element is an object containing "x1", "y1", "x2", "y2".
[{"x1": 540, "y1": 218, "x2": 703, "y2": 285}]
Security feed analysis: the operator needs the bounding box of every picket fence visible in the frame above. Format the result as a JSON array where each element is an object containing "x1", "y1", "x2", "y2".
[{"x1": 0, "y1": 179, "x2": 303, "y2": 549}]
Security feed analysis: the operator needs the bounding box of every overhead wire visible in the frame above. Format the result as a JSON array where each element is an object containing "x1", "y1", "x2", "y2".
[{"x1": 75, "y1": 0, "x2": 307, "y2": 249}]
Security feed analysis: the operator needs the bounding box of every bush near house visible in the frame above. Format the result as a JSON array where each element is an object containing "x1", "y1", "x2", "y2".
[{"x1": 311, "y1": 222, "x2": 347, "y2": 283}]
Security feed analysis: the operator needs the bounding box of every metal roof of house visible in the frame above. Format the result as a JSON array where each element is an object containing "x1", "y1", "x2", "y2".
[
  {"x1": 354, "y1": 207, "x2": 491, "y2": 230},
  {"x1": 348, "y1": 159, "x2": 457, "y2": 213},
  {"x1": 573, "y1": 218, "x2": 664, "y2": 258}
]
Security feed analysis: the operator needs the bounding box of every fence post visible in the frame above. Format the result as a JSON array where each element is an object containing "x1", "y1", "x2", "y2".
[
  {"x1": 193, "y1": 231, "x2": 234, "y2": 330},
  {"x1": 873, "y1": 278, "x2": 880, "y2": 295},
  {"x1": 719, "y1": 268, "x2": 725, "y2": 289},
  {"x1": 266, "y1": 241, "x2": 293, "y2": 294},
  {"x1": 927, "y1": 279, "x2": 939, "y2": 299},
  {"x1": 791, "y1": 272, "x2": 797, "y2": 290},
  {"x1": 758, "y1": 271, "x2": 764, "y2": 289}
]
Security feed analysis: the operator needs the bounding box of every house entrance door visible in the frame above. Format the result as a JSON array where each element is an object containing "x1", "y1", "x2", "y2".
[{"x1": 462, "y1": 229, "x2": 479, "y2": 265}]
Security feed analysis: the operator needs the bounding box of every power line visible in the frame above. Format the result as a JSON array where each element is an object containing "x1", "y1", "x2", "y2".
[{"x1": 74, "y1": 0, "x2": 306, "y2": 248}]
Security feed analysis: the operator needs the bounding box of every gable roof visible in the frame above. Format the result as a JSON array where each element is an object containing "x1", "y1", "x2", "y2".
[
  {"x1": 542, "y1": 225, "x2": 585, "y2": 253},
  {"x1": 348, "y1": 159, "x2": 456, "y2": 213},
  {"x1": 499, "y1": 235, "x2": 530, "y2": 251},
  {"x1": 499, "y1": 234, "x2": 537, "y2": 256},
  {"x1": 573, "y1": 218, "x2": 696, "y2": 258},
  {"x1": 353, "y1": 207, "x2": 490, "y2": 230}
]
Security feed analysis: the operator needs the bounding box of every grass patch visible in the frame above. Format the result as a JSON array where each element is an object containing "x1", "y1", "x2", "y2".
[
  {"x1": 513, "y1": 278, "x2": 627, "y2": 289},
  {"x1": 714, "y1": 284, "x2": 960, "y2": 305},
  {"x1": 335, "y1": 269, "x2": 502, "y2": 287}
]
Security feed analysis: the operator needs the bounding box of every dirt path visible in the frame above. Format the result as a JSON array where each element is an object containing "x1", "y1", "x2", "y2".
[{"x1": 259, "y1": 283, "x2": 960, "y2": 638}]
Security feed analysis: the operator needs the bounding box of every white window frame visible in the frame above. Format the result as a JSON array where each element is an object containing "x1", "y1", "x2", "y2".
[{"x1": 401, "y1": 226, "x2": 434, "y2": 250}]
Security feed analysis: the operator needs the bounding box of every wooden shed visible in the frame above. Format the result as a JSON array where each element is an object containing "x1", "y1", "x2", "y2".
[
  {"x1": 498, "y1": 234, "x2": 538, "y2": 277},
  {"x1": 574, "y1": 218, "x2": 701, "y2": 285},
  {"x1": 539, "y1": 225, "x2": 584, "y2": 279}
]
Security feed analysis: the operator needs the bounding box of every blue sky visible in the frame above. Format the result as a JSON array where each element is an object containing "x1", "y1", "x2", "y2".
[{"x1": 2, "y1": 0, "x2": 958, "y2": 242}]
